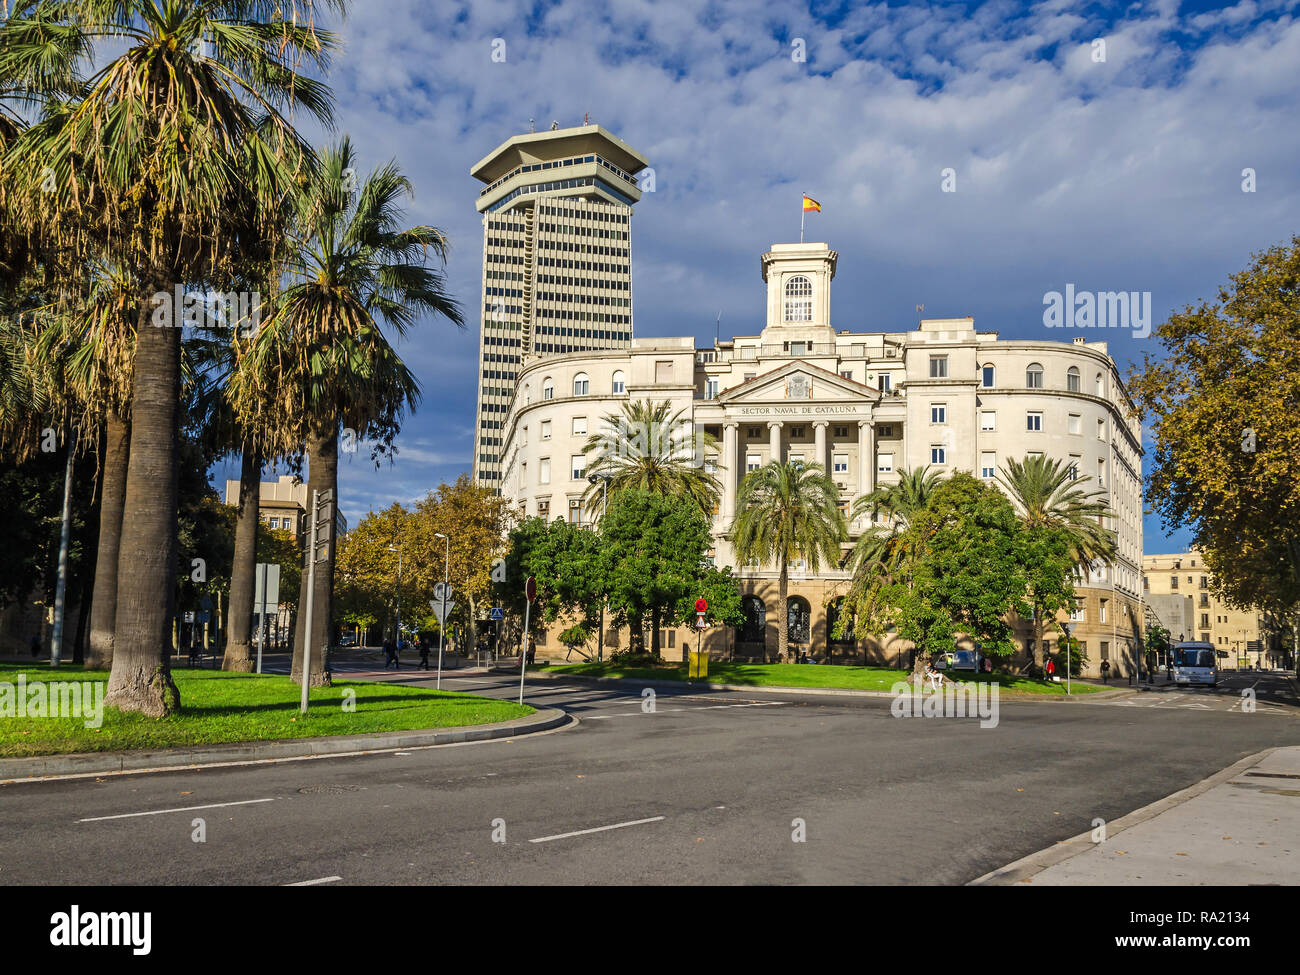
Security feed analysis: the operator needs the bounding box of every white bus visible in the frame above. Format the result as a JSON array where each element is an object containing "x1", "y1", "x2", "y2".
[{"x1": 1170, "y1": 641, "x2": 1218, "y2": 687}]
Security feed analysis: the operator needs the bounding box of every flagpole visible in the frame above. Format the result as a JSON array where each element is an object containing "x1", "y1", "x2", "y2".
[{"x1": 800, "y1": 193, "x2": 805, "y2": 243}]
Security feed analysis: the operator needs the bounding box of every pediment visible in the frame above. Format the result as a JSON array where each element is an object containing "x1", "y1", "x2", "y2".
[{"x1": 717, "y1": 361, "x2": 876, "y2": 405}]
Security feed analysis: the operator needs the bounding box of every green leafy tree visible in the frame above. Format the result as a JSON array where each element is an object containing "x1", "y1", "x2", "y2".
[
  {"x1": 878, "y1": 474, "x2": 1032, "y2": 671},
  {"x1": 1129, "y1": 234, "x2": 1300, "y2": 657},
  {"x1": 495, "y1": 516, "x2": 606, "y2": 652},
  {"x1": 603, "y1": 489, "x2": 714, "y2": 657},
  {"x1": 731, "y1": 461, "x2": 846, "y2": 662}
]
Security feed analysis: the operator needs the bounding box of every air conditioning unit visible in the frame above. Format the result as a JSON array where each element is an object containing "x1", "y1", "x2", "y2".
[
  {"x1": 885, "y1": 347, "x2": 897, "y2": 357},
  {"x1": 836, "y1": 482, "x2": 847, "y2": 490}
]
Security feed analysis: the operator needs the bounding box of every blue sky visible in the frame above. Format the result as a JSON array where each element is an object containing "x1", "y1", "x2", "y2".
[{"x1": 208, "y1": 0, "x2": 1300, "y2": 554}]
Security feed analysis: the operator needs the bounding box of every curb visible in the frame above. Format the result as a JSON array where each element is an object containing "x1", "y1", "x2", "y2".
[
  {"x1": 535, "y1": 671, "x2": 1132, "y2": 701},
  {"x1": 965, "y1": 746, "x2": 1280, "y2": 886},
  {"x1": 0, "y1": 707, "x2": 572, "y2": 785}
]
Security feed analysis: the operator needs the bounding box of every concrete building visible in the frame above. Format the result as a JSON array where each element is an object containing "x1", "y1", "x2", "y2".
[
  {"x1": 1142, "y1": 551, "x2": 1275, "y2": 668},
  {"x1": 222, "y1": 475, "x2": 347, "y2": 540},
  {"x1": 496, "y1": 240, "x2": 1145, "y2": 676},
  {"x1": 470, "y1": 124, "x2": 650, "y2": 489}
]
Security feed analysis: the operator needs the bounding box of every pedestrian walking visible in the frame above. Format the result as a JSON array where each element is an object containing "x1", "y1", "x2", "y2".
[
  {"x1": 1100, "y1": 659, "x2": 1111, "y2": 683},
  {"x1": 1046, "y1": 657, "x2": 1056, "y2": 679},
  {"x1": 383, "y1": 637, "x2": 396, "y2": 669},
  {"x1": 419, "y1": 637, "x2": 430, "y2": 671}
]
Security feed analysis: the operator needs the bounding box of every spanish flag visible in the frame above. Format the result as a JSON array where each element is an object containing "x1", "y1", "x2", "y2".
[{"x1": 802, "y1": 194, "x2": 821, "y2": 212}]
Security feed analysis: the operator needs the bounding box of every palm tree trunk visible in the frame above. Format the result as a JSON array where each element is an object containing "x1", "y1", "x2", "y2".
[
  {"x1": 223, "y1": 445, "x2": 261, "y2": 671},
  {"x1": 106, "y1": 305, "x2": 180, "y2": 717},
  {"x1": 86, "y1": 411, "x2": 129, "y2": 669},
  {"x1": 292, "y1": 427, "x2": 337, "y2": 687},
  {"x1": 777, "y1": 561, "x2": 789, "y2": 663}
]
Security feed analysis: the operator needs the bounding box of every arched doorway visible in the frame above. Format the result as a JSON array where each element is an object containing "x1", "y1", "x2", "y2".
[
  {"x1": 826, "y1": 597, "x2": 855, "y2": 663},
  {"x1": 736, "y1": 595, "x2": 766, "y2": 661},
  {"x1": 787, "y1": 596, "x2": 811, "y2": 657}
]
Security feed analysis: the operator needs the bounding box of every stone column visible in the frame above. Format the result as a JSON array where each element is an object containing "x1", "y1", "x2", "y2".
[
  {"x1": 768, "y1": 421, "x2": 782, "y2": 465},
  {"x1": 722, "y1": 422, "x2": 739, "y2": 521},
  {"x1": 858, "y1": 420, "x2": 874, "y2": 512},
  {"x1": 813, "y1": 421, "x2": 828, "y2": 473}
]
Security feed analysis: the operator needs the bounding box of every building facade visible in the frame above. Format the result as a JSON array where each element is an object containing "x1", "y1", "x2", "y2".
[
  {"x1": 1142, "y1": 550, "x2": 1279, "y2": 668},
  {"x1": 470, "y1": 124, "x2": 649, "y2": 489},
  {"x1": 497, "y1": 241, "x2": 1145, "y2": 676},
  {"x1": 222, "y1": 475, "x2": 348, "y2": 540}
]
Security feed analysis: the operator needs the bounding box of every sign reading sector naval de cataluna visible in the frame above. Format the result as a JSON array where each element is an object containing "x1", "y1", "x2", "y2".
[{"x1": 736, "y1": 404, "x2": 865, "y2": 416}]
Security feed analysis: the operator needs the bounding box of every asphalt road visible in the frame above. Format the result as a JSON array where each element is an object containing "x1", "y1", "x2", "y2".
[{"x1": 2, "y1": 668, "x2": 1297, "y2": 885}]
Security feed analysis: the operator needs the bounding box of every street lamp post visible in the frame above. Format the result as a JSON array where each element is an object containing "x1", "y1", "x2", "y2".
[
  {"x1": 587, "y1": 473, "x2": 613, "y2": 662},
  {"x1": 434, "y1": 532, "x2": 450, "y2": 689}
]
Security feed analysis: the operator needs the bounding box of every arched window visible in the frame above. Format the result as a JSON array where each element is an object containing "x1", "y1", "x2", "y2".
[
  {"x1": 611, "y1": 370, "x2": 626, "y2": 395},
  {"x1": 1067, "y1": 366, "x2": 1080, "y2": 392},
  {"x1": 738, "y1": 596, "x2": 766, "y2": 644},
  {"x1": 523, "y1": 384, "x2": 532, "y2": 405},
  {"x1": 1026, "y1": 362, "x2": 1044, "y2": 389},
  {"x1": 1095, "y1": 373, "x2": 1105, "y2": 397},
  {"x1": 827, "y1": 598, "x2": 854, "y2": 644},
  {"x1": 573, "y1": 372, "x2": 590, "y2": 396},
  {"x1": 787, "y1": 596, "x2": 811, "y2": 644},
  {"x1": 783, "y1": 275, "x2": 813, "y2": 323},
  {"x1": 981, "y1": 364, "x2": 995, "y2": 388},
  {"x1": 542, "y1": 377, "x2": 554, "y2": 401}
]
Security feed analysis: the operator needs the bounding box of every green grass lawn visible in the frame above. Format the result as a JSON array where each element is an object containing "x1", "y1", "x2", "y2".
[
  {"x1": 548, "y1": 660, "x2": 1106, "y2": 695},
  {"x1": 0, "y1": 663, "x2": 532, "y2": 758}
]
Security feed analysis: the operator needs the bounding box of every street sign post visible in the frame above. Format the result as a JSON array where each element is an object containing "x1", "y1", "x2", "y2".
[
  {"x1": 300, "y1": 489, "x2": 333, "y2": 715},
  {"x1": 519, "y1": 576, "x2": 536, "y2": 704},
  {"x1": 489, "y1": 606, "x2": 504, "y2": 621},
  {"x1": 254, "y1": 562, "x2": 280, "y2": 675}
]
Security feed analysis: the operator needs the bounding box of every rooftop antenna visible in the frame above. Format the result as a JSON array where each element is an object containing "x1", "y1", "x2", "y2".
[
  {"x1": 916, "y1": 304, "x2": 925, "y2": 318},
  {"x1": 584, "y1": 112, "x2": 590, "y2": 125},
  {"x1": 715, "y1": 310, "x2": 723, "y2": 347}
]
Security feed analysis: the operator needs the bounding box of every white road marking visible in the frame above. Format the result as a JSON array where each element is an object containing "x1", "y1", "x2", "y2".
[
  {"x1": 530, "y1": 816, "x2": 665, "y2": 844},
  {"x1": 583, "y1": 701, "x2": 788, "y2": 720},
  {"x1": 285, "y1": 876, "x2": 342, "y2": 886},
  {"x1": 79, "y1": 798, "x2": 277, "y2": 823}
]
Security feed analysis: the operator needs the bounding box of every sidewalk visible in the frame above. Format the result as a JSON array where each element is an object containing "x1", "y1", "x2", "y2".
[{"x1": 971, "y1": 746, "x2": 1300, "y2": 885}]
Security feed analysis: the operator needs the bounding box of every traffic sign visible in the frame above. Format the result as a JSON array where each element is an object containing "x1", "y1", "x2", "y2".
[
  {"x1": 433, "y1": 581, "x2": 453, "y2": 603},
  {"x1": 525, "y1": 576, "x2": 536, "y2": 603},
  {"x1": 489, "y1": 606, "x2": 505, "y2": 621},
  {"x1": 430, "y1": 599, "x2": 455, "y2": 623},
  {"x1": 695, "y1": 598, "x2": 708, "y2": 613}
]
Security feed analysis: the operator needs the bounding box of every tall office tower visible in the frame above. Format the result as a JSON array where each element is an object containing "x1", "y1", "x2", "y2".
[{"x1": 470, "y1": 124, "x2": 649, "y2": 488}]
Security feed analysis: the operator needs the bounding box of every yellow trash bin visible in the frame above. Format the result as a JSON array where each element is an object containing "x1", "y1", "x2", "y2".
[{"x1": 689, "y1": 650, "x2": 709, "y2": 680}]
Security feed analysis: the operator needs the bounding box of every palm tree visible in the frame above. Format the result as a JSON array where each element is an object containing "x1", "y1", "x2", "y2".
[
  {"x1": 0, "y1": 1, "x2": 340, "y2": 715},
  {"x1": 581, "y1": 398, "x2": 721, "y2": 517},
  {"x1": 231, "y1": 137, "x2": 463, "y2": 687},
  {"x1": 997, "y1": 454, "x2": 1117, "y2": 674},
  {"x1": 730, "y1": 461, "x2": 846, "y2": 662}
]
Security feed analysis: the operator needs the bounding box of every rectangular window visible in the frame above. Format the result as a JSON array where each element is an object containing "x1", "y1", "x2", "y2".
[
  {"x1": 1027, "y1": 412, "x2": 1043, "y2": 431},
  {"x1": 788, "y1": 453, "x2": 804, "y2": 465},
  {"x1": 833, "y1": 453, "x2": 848, "y2": 474},
  {"x1": 877, "y1": 424, "x2": 893, "y2": 437},
  {"x1": 541, "y1": 419, "x2": 551, "y2": 440},
  {"x1": 746, "y1": 453, "x2": 760, "y2": 472},
  {"x1": 1068, "y1": 413, "x2": 1081, "y2": 435},
  {"x1": 980, "y1": 411, "x2": 996, "y2": 431},
  {"x1": 980, "y1": 452, "x2": 996, "y2": 479},
  {"x1": 840, "y1": 370, "x2": 853, "y2": 380},
  {"x1": 572, "y1": 455, "x2": 586, "y2": 480},
  {"x1": 1070, "y1": 607, "x2": 1086, "y2": 622},
  {"x1": 1097, "y1": 459, "x2": 1105, "y2": 487},
  {"x1": 981, "y1": 365, "x2": 995, "y2": 388},
  {"x1": 539, "y1": 458, "x2": 551, "y2": 484},
  {"x1": 1097, "y1": 418, "x2": 1106, "y2": 440},
  {"x1": 1068, "y1": 455, "x2": 1081, "y2": 480},
  {"x1": 1171, "y1": 575, "x2": 1179, "y2": 588},
  {"x1": 834, "y1": 425, "x2": 849, "y2": 438},
  {"x1": 879, "y1": 373, "x2": 892, "y2": 392},
  {"x1": 537, "y1": 499, "x2": 550, "y2": 519},
  {"x1": 568, "y1": 499, "x2": 582, "y2": 524},
  {"x1": 1100, "y1": 641, "x2": 1109, "y2": 660},
  {"x1": 930, "y1": 444, "x2": 946, "y2": 465},
  {"x1": 1100, "y1": 600, "x2": 1108, "y2": 624},
  {"x1": 877, "y1": 452, "x2": 894, "y2": 474},
  {"x1": 1201, "y1": 613, "x2": 1210, "y2": 628},
  {"x1": 929, "y1": 356, "x2": 948, "y2": 378},
  {"x1": 705, "y1": 378, "x2": 719, "y2": 400},
  {"x1": 571, "y1": 416, "x2": 586, "y2": 436},
  {"x1": 930, "y1": 404, "x2": 946, "y2": 424}
]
